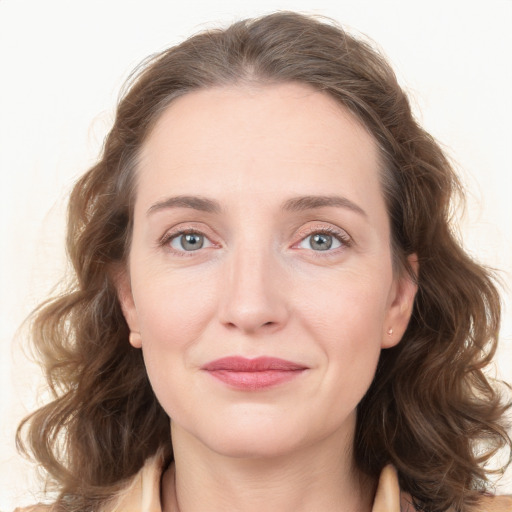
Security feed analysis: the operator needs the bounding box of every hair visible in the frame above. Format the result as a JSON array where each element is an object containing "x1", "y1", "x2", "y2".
[{"x1": 17, "y1": 11, "x2": 510, "y2": 512}]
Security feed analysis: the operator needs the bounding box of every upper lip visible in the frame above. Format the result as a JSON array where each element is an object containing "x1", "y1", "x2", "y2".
[{"x1": 201, "y1": 356, "x2": 308, "y2": 372}]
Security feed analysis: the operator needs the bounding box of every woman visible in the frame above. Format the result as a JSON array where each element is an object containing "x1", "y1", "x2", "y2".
[{"x1": 16, "y1": 11, "x2": 511, "y2": 512}]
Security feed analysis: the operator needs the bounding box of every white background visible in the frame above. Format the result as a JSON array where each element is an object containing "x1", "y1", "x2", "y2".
[{"x1": 1, "y1": 0, "x2": 511, "y2": 508}]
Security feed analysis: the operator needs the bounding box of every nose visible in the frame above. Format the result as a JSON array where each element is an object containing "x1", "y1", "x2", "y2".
[{"x1": 217, "y1": 244, "x2": 289, "y2": 335}]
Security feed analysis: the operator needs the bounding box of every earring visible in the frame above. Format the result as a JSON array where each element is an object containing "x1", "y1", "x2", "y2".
[
  {"x1": 129, "y1": 331, "x2": 142, "y2": 348},
  {"x1": 387, "y1": 328, "x2": 393, "y2": 336}
]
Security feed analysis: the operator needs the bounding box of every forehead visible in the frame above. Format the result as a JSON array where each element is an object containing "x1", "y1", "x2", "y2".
[{"x1": 136, "y1": 82, "x2": 384, "y2": 216}]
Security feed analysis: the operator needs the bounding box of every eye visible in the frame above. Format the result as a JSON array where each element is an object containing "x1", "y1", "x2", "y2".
[
  {"x1": 167, "y1": 231, "x2": 213, "y2": 252},
  {"x1": 298, "y1": 232, "x2": 342, "y2": 251},
  {"x1": 294, "y1": 226, "x2": 351, "y2": 253}
]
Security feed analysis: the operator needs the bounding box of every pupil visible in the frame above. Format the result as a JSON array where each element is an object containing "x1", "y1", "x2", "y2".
[
  {"x1": 311, "y1": 234, "x2": 332, "y2": 251},
  {"x1": 182, "y1": 233, "x2": 203, "y2": 250}
]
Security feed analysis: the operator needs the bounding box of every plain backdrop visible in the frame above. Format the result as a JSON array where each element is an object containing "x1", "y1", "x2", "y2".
[{"x1": 1, "y1": 0, "x2": 511, "y2": 508}]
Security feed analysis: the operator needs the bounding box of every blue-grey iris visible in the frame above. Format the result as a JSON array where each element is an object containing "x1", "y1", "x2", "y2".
[
  {"x1": 181, "y1": 233, "x2": 204, "y2": 251},
  {"x1": 310, "y1": 234, "x2": 332, "y2": 251}
]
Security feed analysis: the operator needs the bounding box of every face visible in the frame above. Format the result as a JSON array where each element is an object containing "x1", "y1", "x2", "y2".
[{"x1": 118, "y1": 83, "x2": 417, "y2": 459}]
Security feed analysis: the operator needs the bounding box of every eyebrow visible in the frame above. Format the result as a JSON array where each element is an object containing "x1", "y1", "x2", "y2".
[
  {"x1": 147, "y1": 194, "x2": 367, "y2": 218},
  {"x1": 147, "y1": 195, "x2": 222, "y2": 215},
  {"x1": 282, "y1": 195, "x2": 367, "y2": 217}
]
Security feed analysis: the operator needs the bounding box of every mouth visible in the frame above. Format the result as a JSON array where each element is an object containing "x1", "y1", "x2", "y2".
[{"x1": 201, "y1": 356, "x2": 308, "y2": 390}]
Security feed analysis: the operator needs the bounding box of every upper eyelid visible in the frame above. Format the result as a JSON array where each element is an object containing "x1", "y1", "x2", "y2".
[
  {"x1": 160, "y1": 223, "x2": 349, "y2": 236},
  {"x1": 296, "y1": 224, "x2": 347, "y2": 236},
  {"x1": 159, "y1": 222, "x2": 218, "y2": 242},
  {"x1": 294, "y1": 222, "x2": 351, "y2": 241}
]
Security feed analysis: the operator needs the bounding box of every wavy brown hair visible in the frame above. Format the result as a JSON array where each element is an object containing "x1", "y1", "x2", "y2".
[{"x1": 17, "y1": 11, "x2": 510, "y2": 512}]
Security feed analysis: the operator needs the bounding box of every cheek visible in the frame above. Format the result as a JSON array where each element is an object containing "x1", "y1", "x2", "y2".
[
  {"x1": 130, "y1": 265, "x2": 218, "y2": 391},
  {"x1": 299, "y1": 266, "x2": 391, "y2": 346},
  {"x1": 298, "y1": 269, "x2": 390, "y2": 397},
  {"x1": 130, "y1": 266, "x2": 221, "y2": 418},
  {"x1": 133, "y1": 264, "x2": 218, "y2": 345}
]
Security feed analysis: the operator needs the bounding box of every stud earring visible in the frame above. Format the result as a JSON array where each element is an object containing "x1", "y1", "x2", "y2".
[
  {"x1": 387, "y1": 328, "x2": 393, "y2": 336},
  {"x1": 129, "y1": 331, "x2": 142, "y2": 348}
]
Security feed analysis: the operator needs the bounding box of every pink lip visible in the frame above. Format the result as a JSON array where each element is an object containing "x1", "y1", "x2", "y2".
[{"x1": 201, "y1": 356, "x2": 308, "y2": 390}]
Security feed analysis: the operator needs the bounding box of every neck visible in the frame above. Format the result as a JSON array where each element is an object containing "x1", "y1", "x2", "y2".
[{"x1": 161, "y1": 420, "x2": 376, "y2": 512}]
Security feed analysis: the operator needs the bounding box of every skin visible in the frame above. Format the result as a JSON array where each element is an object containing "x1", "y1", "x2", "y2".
[{"x1": 117, "y1": 82, "x2": 418, "y2": 512}]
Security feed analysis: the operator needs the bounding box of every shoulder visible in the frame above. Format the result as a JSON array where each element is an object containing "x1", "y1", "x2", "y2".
[
  {"x1": 13, "y1": 449, "x2": 167, "y2": 512},
  {"x1": 392, "y1": 464, "x2": 512, "y2": 512},
  {"x1": 102, "y1": 449, "x2": 166, "y2": 512},
  {"x1": 399, "y1": 493, "x2": 512, "y2": 512},
  {"x1": 477, "y1": 494, "x2": 512, "y2": 512}
]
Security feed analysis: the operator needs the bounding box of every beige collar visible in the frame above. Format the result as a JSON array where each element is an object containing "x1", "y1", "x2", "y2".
[{"x1": 108, "y1": 451, "x2": 512, "y2": 512}]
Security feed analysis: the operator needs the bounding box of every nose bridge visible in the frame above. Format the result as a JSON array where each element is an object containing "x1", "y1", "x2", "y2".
[
  {"x1": 218, "y1": 232, "x2": 287, "y2": 333},
  {"x1": 231, "y1": 239, "x2": 272, "y2": 296}
]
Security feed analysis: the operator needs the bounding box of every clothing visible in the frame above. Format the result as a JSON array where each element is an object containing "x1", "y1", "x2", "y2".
[
  {"x1": 107, "y1": 452, "x2": 410, "y2": 512},
  {"x1": 15, "y1": 452, "x2": 512, "y2": 512}
]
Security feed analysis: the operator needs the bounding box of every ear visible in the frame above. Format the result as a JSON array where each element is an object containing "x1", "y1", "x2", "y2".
[
  {"x1": 112, "y1": 265, "x2": 142, "y2": 349},
  {"x1": 381, "y1": 254, "x2": 418, "y2": 349}
]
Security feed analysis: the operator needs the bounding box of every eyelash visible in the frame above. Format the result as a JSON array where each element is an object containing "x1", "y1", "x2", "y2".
[
  {"x1": 159, "y1": 228, "x2": 215, "y2": 257},
  {"x1": 294, "y1": 225, "x2": 352, "y2": 254},
  {"x1": 159, "y1": 224, "x2": 352, "y2": 257}
]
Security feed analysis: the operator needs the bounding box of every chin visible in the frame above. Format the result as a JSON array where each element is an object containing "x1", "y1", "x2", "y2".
[
  {"x1": 204, "y1": 428, "x2": 305, "y2": 460},
  {"x1": 181, "y1": 406, "x2": 348, "y2": 461},
  {"x1": 172, "y1": 408, "x2": 309, "y2": 460}
]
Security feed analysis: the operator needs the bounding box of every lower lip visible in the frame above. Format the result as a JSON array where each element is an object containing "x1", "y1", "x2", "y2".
[{"x1": 204, "y1": 369, "x2": 305, "y2": 390}]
